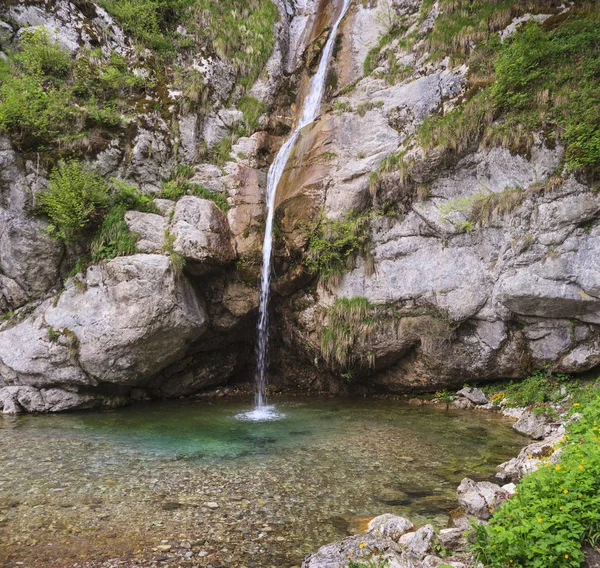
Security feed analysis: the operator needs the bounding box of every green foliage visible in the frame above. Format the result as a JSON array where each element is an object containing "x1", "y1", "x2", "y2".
[
  {"x1": 238, "y1": 95, "x2": 266, "y2": 133},
  {"x1": 38, "y1": 161, "x2": 110, "y2": 242},
  {"x1": 363, "y1": 23, "x2": 408, "y2": 77},
  {"x1": 305, "y1": 212, "x2": 372, "y2": 286},
  {"x1": 90, "y1": 203, "x2": 138, "y2": 261},
  {"x1": 160, "y1": 177, "x2": 229, "y2": 211},
  {"x1": 416, "y1": 8, "x2": 600, "y2": 176},
  {"x1": 0, "y1": 26, "x2": 144, "y2": 152},
  {"x1": 190, "y1": 0, "x2": 279, "y2": 89},
  {"x1": 438, "y1": 186, "x2": 525, "y2": 228},
  {"x1": 418, "y1": 89, "x2": 494, "y2": 155},
  {"x1": 162, "y1": 229, "x2": 186, "y2": 274},
  {"x1": 473, "y1": 392, "x2": 600, "y2": 567},
  {"x1": 16, "y1": 27, "x2": 72, "y2": 79},
  {"x1": 491, "y1": 14, "x2": 600, "y2": 173},
  {"x1": 356, "y1": 100, "x2": 384, "y2": 117},
  {"x1": 321, "y1": 297, "x2": 375, "y2": 371},
  {"x1": 98, "y1": 0, "x2": 194, "y2": 53},
  {"x1": 212, "y1": 136, "x2": 233, "y2": 166}
]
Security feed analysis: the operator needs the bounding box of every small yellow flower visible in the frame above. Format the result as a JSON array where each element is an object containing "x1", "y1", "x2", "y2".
[
  {"x1": 573, "y1": 403, "x2": 580, "y2": 407},
  {"x1": 565, "y1": 554, "x2": 569, "y2": 559},
  {"x1": 564, "y1": 489, "x2": 569, "y2": 494},
  {"x1": 579, "y1": 464, "x2": 584, "y2": 470},
  {"x1": 359, "y1": 542, "x2": 365, "y2": 549},
  {"x1": 538, "y1": 517, "x2": 543, "y2": 523},
  {"x1": 555, "y1": 465, "x2": 561, "y2": 470},
  {"x1": 527, "y1": 455, "x2": 532, "y2": 459},
  {"x1": 560, "y1": 506, "x2": 564, "y2": 510}
]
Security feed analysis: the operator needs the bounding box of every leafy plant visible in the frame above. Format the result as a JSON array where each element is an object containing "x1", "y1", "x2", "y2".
[
  {"x1": 160, "y1": 179, "x2": 229, "y2": 211},
  {"x1": 238, "y1": 95, "x2": 266, "y2": 133},
  {"x1": 472, "y1": 392, "x2": 600, "y2": 567},
  {"x1": 38, "y1": 161, "x2": 110, "y2": 241},
  {"x1": 90, "y1": 203, "x2": 139, "y2": 262},
  {"x1": 305, "y1": 212, "x2": 372, "y2": 286}
]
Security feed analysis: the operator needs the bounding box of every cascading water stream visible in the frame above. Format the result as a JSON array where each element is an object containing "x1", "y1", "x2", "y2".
[{"x1": 240, "y1": 0, "x2": 352, "y2": 421}]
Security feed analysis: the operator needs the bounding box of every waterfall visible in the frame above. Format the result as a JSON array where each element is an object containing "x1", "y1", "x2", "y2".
[{"x1": 243, "y1": 0, "x2": 352, "y2": 420}]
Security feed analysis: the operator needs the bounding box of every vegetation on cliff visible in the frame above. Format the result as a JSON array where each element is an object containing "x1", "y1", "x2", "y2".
[
  {"x1": 368, "y1": 1, "x2": 600, "y2": 205},
  {"x1": 0, "y1": 27, "x2": 145, "y2": 152}
]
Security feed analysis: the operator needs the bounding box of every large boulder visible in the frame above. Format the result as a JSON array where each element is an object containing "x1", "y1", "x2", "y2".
[
  {"x1": 0, "y1": 255, "x2": 207, "y2": 411},
  {"x1": 124, "y1": 211, "x2": 166, "y2": 253},
  {"x1": 171, "y1": 196, "x2": 235, "y2": 266}
]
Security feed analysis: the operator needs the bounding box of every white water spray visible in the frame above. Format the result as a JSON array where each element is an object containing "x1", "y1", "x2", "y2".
[{"x1": 241, "y1": 0, "x2": 352, "y2": 421}]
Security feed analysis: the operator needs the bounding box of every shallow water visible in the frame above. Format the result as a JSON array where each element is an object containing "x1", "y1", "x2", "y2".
[{"x1": 0, "y1": 396, "x2": 527, "y2": 567}]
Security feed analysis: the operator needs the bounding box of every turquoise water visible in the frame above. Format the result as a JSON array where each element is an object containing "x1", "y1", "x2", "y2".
[{"x1": 0, "y1": 397, "x2": 527, "y2": 567}]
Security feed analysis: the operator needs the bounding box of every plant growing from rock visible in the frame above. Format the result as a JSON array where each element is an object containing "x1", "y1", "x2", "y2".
[
  {"x1": 305, "y1": 212, "x2": 373, "y2": 287},
  {"x1": 38, "y1": 161, "x2": 111, "y2": 242},
  {"x1": 320, "y1": 296, "x2": 376, "y2": 372}
]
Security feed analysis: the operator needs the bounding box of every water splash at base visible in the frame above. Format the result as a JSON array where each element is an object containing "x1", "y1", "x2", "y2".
[{"x1": 235, "y1": 405, "x2": 284, "y2": 422}]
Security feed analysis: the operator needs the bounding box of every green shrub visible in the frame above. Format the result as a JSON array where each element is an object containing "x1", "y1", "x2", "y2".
[
  {"x1": 238, "y1": 95, "x2": 266, "y2": 133},
  {"x1": 0, "y1": 26, "x2": 144, "y2": 152},
  {"x1": 305, "y1": 212, "x2": 372, "y2": 286},
  {"x1": 416, "y1": 8, "x2": 600, "y2": 176},
  {"x1": 98, "y1": 0, "x2": 194, "y2": 53},
  {"x1": 160, "y1": 179, "x2": 229, "y2": 211},
  {"x1": 90, "y1": 203, "x2": 139, "y2": 261},
  {"x1": 16, "y1": 27, "x2": 72, "y2": 79},
  {"x1": 38, "y1": 161, "x2": 110, "y2": 241},
  {"x1": 472, "y1": 392, "x2": 600, "y2": 567}
]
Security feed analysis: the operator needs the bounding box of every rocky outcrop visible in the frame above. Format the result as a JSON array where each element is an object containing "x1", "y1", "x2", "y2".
[
  {"x1": 0, "y1": 255, "x2": 207, "y2": 412},
  {"x1": 171, "y1": 197, "x2": 235, "y2": 267},
  {"x1": 2, "y1": 0, "x2": 600, "y2": 408}
]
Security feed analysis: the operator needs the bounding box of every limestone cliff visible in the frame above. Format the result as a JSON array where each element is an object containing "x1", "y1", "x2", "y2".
[{"x1": 0, "y1": 0, "x2": 598, "y2": 411}]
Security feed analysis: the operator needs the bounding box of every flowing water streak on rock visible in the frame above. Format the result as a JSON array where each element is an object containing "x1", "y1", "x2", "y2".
[{"x1": 252, "y1": 0, "x2": 353, "y2": 415}]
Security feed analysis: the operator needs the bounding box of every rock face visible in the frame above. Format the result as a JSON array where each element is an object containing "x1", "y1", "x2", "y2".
[
  {"x1": 0, "y1": 255, "x2": 208, "y2": 412},
  {"x1": 171, "y1": 197, "x2": 235, "y2": 266},
  {"x1": 2, "y1": 0, "x2": 600, "y2": 409}
]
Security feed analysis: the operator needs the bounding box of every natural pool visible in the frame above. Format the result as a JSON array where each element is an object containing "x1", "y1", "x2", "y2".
[{"x1": 0, "y1": 396, "x2": 527, "y2": 567}]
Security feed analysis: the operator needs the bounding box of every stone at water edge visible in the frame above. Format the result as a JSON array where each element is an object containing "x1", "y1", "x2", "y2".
[
  {"x1": 437, "y1": 528, "x2": 467, "y2": 551},
  {"x1": 512, "y1": 409, "x2": 553, "y2": 439},
  {"x1": 398, "y1": 524, "x2": 436, "y2": 559},
  {"x1": 456, "y1": 478, "x2": 509, "y2": 521},
  {"x1": 301, "y1": 534, "x2": 405, "y2": 568},
  {"x1": 456, "y1": 387, "x2": 488, "y2": 405},
  {"x1": 422, "y1": 556, "x2": 466, "y2": 568},
  {"x1": 367, "y1": 514, "x2": 414, "y2": 541}
]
